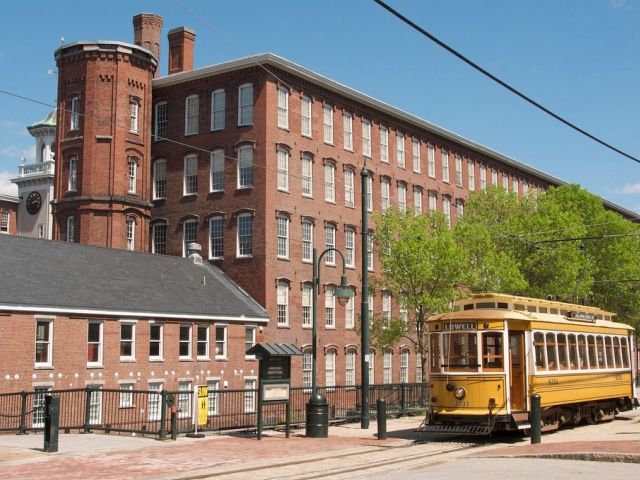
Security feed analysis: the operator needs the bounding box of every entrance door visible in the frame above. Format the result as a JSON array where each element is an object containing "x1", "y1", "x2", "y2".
[{"x1": 508, "y1": 331, "x2": 526, "y2": 410}]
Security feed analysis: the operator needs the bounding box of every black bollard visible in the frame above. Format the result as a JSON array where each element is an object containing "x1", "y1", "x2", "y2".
[
  {"x1": 530, "y1": 393, "x2": 541, "y2": 444},
  {"x1": 44, "y1": 395, "x2": 60, "y2": 453},
  {"x1": 377, "y1": 398, "x2": 387, "y2": 440}
]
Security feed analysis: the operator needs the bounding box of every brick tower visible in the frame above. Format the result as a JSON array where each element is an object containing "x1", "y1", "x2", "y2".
[{"x1": 51, "y1": 16, "x2": 161, "y2": 250}]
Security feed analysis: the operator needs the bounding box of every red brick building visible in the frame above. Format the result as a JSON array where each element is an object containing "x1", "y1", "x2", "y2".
[{"x1": 0, "y1": 195, "x2": 19, "y2": 235}]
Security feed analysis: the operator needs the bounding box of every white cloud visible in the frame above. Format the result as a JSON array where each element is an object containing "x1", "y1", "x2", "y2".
[
  {"x1": 0, "y1": 145, "x2": 35, "y2": 163},
  {"x1": 618, "y1": 183, "x2": 640, "y2": 195},
  {"x1": 0, "y1": 171, "x2": 18, "y2": 196}
]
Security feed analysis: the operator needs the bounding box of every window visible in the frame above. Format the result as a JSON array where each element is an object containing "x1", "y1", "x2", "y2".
[
  {"x1": 456, "y1": 200, "x2": 464, "y2": 219},
  {"x1": 346, "y1": 349, "x2": 356, "y2": 386},
  {"x1": 87, "y1": 386, "x2": 102, "y2": 425},
  {"x1": 396, "y1": 133, "x2": 405, "y2": 168},
  {"x1": 302, "y1": 283, "x2": 313, "y2": 328},
  {"x1": 210, "y1": 149, "x2": 224, "y2": 192},
  {"x1": 207, "y1": 380, "x2": 220, "y2": 415},
  {"x1": 301, "y1": 95, "x2": 312, "y2": 136},
  {"x1": 468, "y1": 160, "x2": 475, "y2": 191},
  {"x1": 197, "y1": 324, "x2": 209, "y2": 359},
  {"x1": 35, "y1": 319, "x2": 53, "y2": 366},
  {"x1": 238, "y1": 84, "x2": 253, "y2": 126},
  {"x1": 185, "y1": 94, "x2": 199, "y2": 135},
  {"x1": 344, "y1": 168, "x2": 355, "y2": 207},
  {"x1": 416, "y1": 356, "x2": 423, "y2": 383},
  {"x1": 244, "y1": 378, "x2": 257, "y2": 413},
  {"x1": 301, "y1": 153, "x2": 313, "y2": 197},
  {"x1": 381, "y1": 178, "x2": 390, "y2": 211},
  {"x1": 87, "y1": 321, "x2": 103, "y2": 366},
  {"x1": 366, "y1": 174, "x2": 373, "y2": 212},
  {"x1": 523, "y1": 180, "x2": 529, "y2": 195},
  {"x1": 382, "y1": 291, "x2": 391, "y2": 326},
  {"x1": 0, "y1": 211, "x2": 8, "y2": 233},
  {"x1": 400, "y1": 349, "x2": 409, "y2": 383},
  {"x1": 397, "y1": 183, "x2": 407, "y2": 212},
  {"x1": 482, "y1": 332, "x2": 503, "y2": 369},
  {"x1": 211, "y1": 89, "x2": 225, "y2": 131},
  {"x1": 480, "y1": 165, "x2": 487, "y2": 190},
  {"x1": 32, "y1": 387, "x2": 52, "y2": 428},
  {"x1": 130, "y1": 99, "x2": 139, "y2": 133},
  {"x1": 154, "y1": 102, "x2": 167, "y2": 140},
  {"x1": 237, "y1": 145, "x2": 253, "y2": 188},
  {"x1": 277, "y1": 147, "x2": 289, "y2": 191},
  {"x1": 455, "y1": 154, "x2": 463, "y2": 186},
  {"x1": 149, "y1": 322, "x2": 163, "y2": 360},
  {"x1": 179, "y1": 324, "x2": 192, "y2": 359},
  {"x1": 237, "y1": 213, "x2": 253, "y2": 257},
  {"x1": 324, "y1": 162, "x2": 335, "y2": 202},
  {"x1": 443, "y1": 196, "x2": 451, "y2": 228},
  {"x1": 325, "y1": 286, "x2": 335, "y2": 327},
  {"x1": 277, "y1": 86, "x2": 289, "y2": 129},
  {"x1": 178, "y1": 380, "x2": 192, "y2": 418},
  {"x1": 369, "y1": 349, "x2": 376, "y2": 384},
  {"x1": 68, "y1": 157, "x2": 77, "y2": 192},
  {"x1": 182, "y1": 219, "x2": 197, "y2": 257},
  {"x1": 148, "y1": 382, "x2": 163, "y2": 421},
  {"x1": 492, "y1": 169, "x2": 498, "y2": 186},
  {"x1": 367, "y1": 232, "x2": 374, "y2": 271},
  {"x1": 323, "y1": 104, "x2": 333, "y2": 143},
  {"x1": 502, "y1": 173, "x2": 509, "y2": 191},
  {"x1": 302, "y1": 218, "x2": 313, "y2": 263},
  {"x1": 427, "y1": 144, "x2": 436, "y2": 178},
  {"x1": 440, "y1": 332, "x2": 478, "y2": 372},
  {"x1": 345, "y1": 226, "x2": 355, "y2": 268},
  {"x1": 215, "y1": 325, "x2": 227, "y2": 358},
  {"x1": 183, "y1": 155, "x2": 198, "y2": 195},
  {"x1": 120, "y1": 321, "x2": 136, "y2": 361},
  {"x1": 325, "y1": 349, "x2": 337, "y2": 387},
  {"x1": 441, "y1": 150, "x2": 450, "y2": 183},
  {"x1": 413, "y1": 187, "x2": 423, "y2": 214},
  {"x1": 399, "y1": 305, "x2": 408, "y2": 324},
  {"x1": 66, "y1": 216, "x2": 75, "y2": 242},
  {"x1": 70, "y1": 96, "x2": 80, "y2": 130},
  {"x1": 152, "y1": 223, "x2": 167, "y2": 255},
  {"x1": 245, "y1": 326, "x2": 256, "y2": 358},
  {"x1": 302, "y1": 350, "x2": 312, "y2": 388},
  {"x1": 209, "y1": 216, "x2": 224, "y2": 259},
  {"x1": 412, "y1": 139, "x2": 421, "y2": 172},
  {"x1": 362, "y1": 119, "x2": 371, "y2": 157},
  {"x1": 345, "y1": 295, "x2": 355, "y2": 330},
  {"x1": 383, "y1": 351, "x2": 392, "y2": 384},
  {"x1": 153, "y1": 159, "x2": 166, "y2": 199},
  {"x1": 380, "y1": 126, "x2": 389, "y2": 163},
  {"x1": 512, "y1": 177, "x2": 519, "y2": 195},
  {"x1": 277, "y1": 280, "x2": 289, "y2": 326},
  {"x1": 343, "y1": 112, "x2": 353, "y2": 150},
  {"x1": 126, "y1": 217, "x2": 135, "y2": 251},
  {"x1": 324, "y1": 223, "x2": 335, "y2": 265},
  {"x1": 368, "y1": 293, "x2": 374, "y2": 324},
  {"x1": 276, "y1": 214, "x2": 289, "y2": 259}
]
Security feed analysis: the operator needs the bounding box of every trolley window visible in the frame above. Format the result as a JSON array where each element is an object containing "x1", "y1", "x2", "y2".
[
  {"x1": 442, "y1": 332, "x2": 478, "y2": 372},
  {"x1": 596, "y1": 336, "x2": 605, "y2": 368},
  {"x1": 605, "y1": 337, "x2": 614, "y2": 368},
  {"x1": 430, "y1": 333, "x2": 440, "y2": 374},
  {"x1": 534, "y1": 332, "x2": 546, "y2": 370},
  {"x1": 482, "y1": 332, "x2": 503, "y2": 370},
  {"x1": 546, "y1": 332, "x2": 558, "y2": 370},
  {"x1": 587, "y1": 335, "x2": 598, "y2": 368},
  {"x1": 578, "y1": 335, "x2": 588, "y2": 369},
  {"x1": 568, "y1": 334, "x2": 578, "y2": 369},
  {"x1": 557, "y1": 333, "x2": 569, "y2": 370},
  {"x1": 621, "y1": 337, "x2": 630, "y2": 368}
]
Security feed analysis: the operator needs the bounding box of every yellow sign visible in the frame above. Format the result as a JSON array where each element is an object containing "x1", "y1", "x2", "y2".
[{"x1": 197, "y1": 386, "x2": 208, "y2": 426}]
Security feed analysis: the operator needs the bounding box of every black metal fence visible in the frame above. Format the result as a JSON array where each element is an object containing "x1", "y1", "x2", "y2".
[{"x1": 0, "y1": 383, "x2": 429, "y2": 438}]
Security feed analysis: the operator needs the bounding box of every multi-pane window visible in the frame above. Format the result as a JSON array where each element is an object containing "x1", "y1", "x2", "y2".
[
  {"x1": 345, "y1": 349, "x2": 356, "y2": 386},
  {"x1": 512, "y1": 177, "x2": 519, "y2": 195},
  {"x1": 400, "y1": 349, "x2": 409, "y2": 383},
  {"x1": 412, "y1": 139, "x2": 421, "y2": 172},
  {"x1": 66, "y1": 216, "x2": 75, "y2": 242},
  {"x1": 344, "y1": 168, "x2": 355, "y2": 207},
  {"x1": 455, "y1": 154, "x2": 463, "y2": 186},
  {"x1": 68, "y1": 157, "x2": 77, "y2": 192},
  {"x1": 277, "y1": 280, "x2": 289, "y2": 326},
  {"x1": 152, "y1": 223, "x2": 167, "y2": 255},
  {"x1": 345, "y1": 227, "x2": 355, "y2": 268},
  {"x1": 126, "y1": 217, "x2": 135, "y2": 251},
  {"x1": 301, "y1": 153, "x2": 313, "y2": 197},
  {"x1": 302, "y1": 351, "x2": 312, "y2": 388},
  {"x1": 211, "y1": 89, "x2": 225, "y2": 131},
  {"x1": 325, "y1": 286, "x2": 335, "y2": 327},
  {"x1": 35, "y1": 319, "x2": 53, "y2": 366},
  {"x1": 130, "y1": 99, "x2": 139, "y2": 133},
  {"x1": 397, "y1": 183, "x2": 407, "y2": 212},
  {"x1": 237, "y1": 213, "x2": 253, "y2": 257},
  {"x1": 179, "y1": 324, "x2": 192, "y2": 359},
  {"x1": 399, "y1": 305, "x2": 408, "y2": 324},
  {"x1": 345, "y1": 295, "x2": 355, "y2": 329},
  {"x1": 237, "y1": 145, "x2": 253, "y2": 188},
  {"x1": 276, "y1": 214, "x2": 289, "y2": 259},
  {"x1": 456, "y1": 200, "x2": 464, "y2": 219},
  {"x1": 443, "y1": 196, "x2": 451, "y2": 228},
  {"x1": 323, "y1": 104, "x2": 333, "y2": 143},
  {"x1": 523, "y1": 180, "x2": 529, "y2": 195},
  {"x1": 197, "y1": 324, "x2": 209, "y2": 359},
  {"x1": 209, "y1": 216, "x2": 224, "y2": 259},
  {"x1": 185, "y1": 94, "x2": 199, "y2": 135},
  {"x1": 207, "y1": 380, "x2": 220, "y2": 416},
  {"x1": 210, "y1": 149, "x2": 224, "y2": 192},
  {"x1": 128, "y1": 158, "x2": 137, "y2": 193},
  {"x1": 343, "y1": 112, "x2": 353, "y2": 150},
  {"x1": 0, "y1": 211, "x2": 9, "y2": 233},
  {"x1": 178, "y1": 380, "x2": 192, "y2": 418},
  {"x1": 368, "y1": 293, "x2": 374, "y2": 323},
  {"x1": 380, "y1": 126, "x2": 389, "y2": 163},
  {"x1": 325, "y1": 349, "x2": 336, "y2": 387},
  {"x1": 238, "y1": 83, "x2": 254, "y2": 126},
  {"x1": 396, "y1": 133, "x2": 405, "y2": 168},
  {"x1": 492, "y1": 169, "x2": 498, "y2": 186},
  {"x1": 302, "y1": 283, "x2": 313, "y2": 328},
  {"x1": 301, "y1": 95, "x2": 312, "y2": 137},
  {"x1": 442, "y1": 150, "x2": 450, "y2": 183},
  {"x1": 427, "y1": 144, "x2": 436, "y2": 178},
  {"x1": 382, "y1": 291, "x2": 391, "y2": 326},
  {"x1": 324, "y1": 162, "x2": 335, "y2": 202},
  {"x1": 502, "y1": 173, "x2": 509, "y2": 191},
  {"x1": 32, "y1": 387, "x2": 52, "y2": 428},
  {"x1": 366, "y1": 174, "x2": 373, "y2": 212},
  {"x1": 362, "y1": 119, "x2": 371, "y2": 157},
  {"x1": 468, "y1": 160, "x2": 475, "y2": 191},
  {"x1": 277, "y1": 86, "x2": 289, "y2": 129},
  {"x1": 480, "y1": 165, "x2": 487, "y2": 190},
  {"x1": 149, "y1": 322, "x2": 163, "y2": 360},
  {"x1": 367, "y1": 232, "x2": 374, "y2": 271},
  {"x1": 215, "y1": 325, "x2": 227, "y2": 358},
  {"x1": 383, "y1": 351, "x2": 393, "y2": 384},
  {"x1": 184, "y1": 155, "x2": 198, "y2": 195},
  {"x1": 302, "y1": 218, "x2": 313, "y2": 263},
  {"x1": 153, "y1": 159, "x2": 166, "y2": 199},
  {"x1": 87, "y1": 321, "x2": 103, "y2": 366},
  {"x1": 244, "y1": 379, "x2": 257, "y2": 413},
  {"x1": 245, "y1": 326, "x2": 256, "y2": 358},
  {"x1": 324, "y1": 224, "x2": 336, "y2": 265},
  {"x1": 70, "y1": 96, "x2": 80, "y2": 130},
  {"x1": 381, "y1": 178, "x2": 390, "y2": 211},
  {"x1": 148, "y1": 382, "x2": 163, "y2": 421},
  {"x1": 413, "y1": 187, "x2": 423, "y2": 214},
  {"x1": 277, "y1": 147, "x2": 289, "y2": 191},
  {"x1": 182, "y1": 219, "x2": 197, "y2": 257},
  {"x1": 120, "y1": 322, "x2": 135, "y2": 360},
  {"x1": 369, "y1": 349, "x2": 376, "y2": 385},
  {"x1": 154, "y1": 101, "x2": 167, "y2": 140},
  {"x1": 416, "y1": 356, "x2": 423, "y2": 383},
  {"x1": 87, "y1": 386, "x2": 103, "y2": 425}
]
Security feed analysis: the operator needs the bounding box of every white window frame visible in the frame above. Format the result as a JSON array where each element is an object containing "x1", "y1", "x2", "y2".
[
  {"x1": 128, "y1": 158, "x2": 137, "y2": 193},
  {"x1": 211, "y1": 89, "x2": 225, "y2": 131},
  {"x1": 343, "y1": 111, "x2": 353, "y2": 150},
  {"x1": 277, "y1": 147, "x2": 289, "y2": 192},
  {"x1": 185, "y1": 94, "x2": 199, "y2": 135},
  {"x1": 0, "y1": 211, "x2": 9, "y2": 233},
  {"x1": 209, "y1": 216, "x2": 224, "y2": 260},
  {"x1": 210, "y1": 149, "x2": 224, "y2": 192},
  {"x1": 301, "y1": 152, "x2": 313, "y2": 197},
  {"x1": 325, "y1": 349, "x2": 336, "y2": 387},
  {"x1": 130, "y1": 99, "x2": 139, "y2": 133},
  {"x1": 324, "y1": 224, "x2": 336, "y2": 265},
  {"x1": 443, "y1": 196, "x2": 451, "y2": 228},
  {"x1": 362, "y1": 119, "x2": 371, "y2": 157},
  {"x1": 182, "y1": 219, "x2": 197, "y2": 257},
  {"x1": 178, "y1": 380, "x2": 192, "y2": 418},
  {"x1": 345, "y1": 295, "x2": 355, "y2": 330},
  {"x1": 324, "y1": 162, "x2": 335, "y2": 203},
  {"x1": 442, "y1": 150, "x2": 450, "y2": 183},
  {"x1": 152, "y1": 223, "x2": 167, "y2": 255},
  {"x1": 35, "y1": 318, "x2": 53, "y2": 367},
  {"x1": 179, "y1": 324, "x2": 192, "y2": 360},
  {"x1": 344, "y1": 168, "x2": 355, "y2": 207},
  {"x1": 237, "y1": 145, "x2": 253, "y2": 188},
  {"x1": 468, "y1": 159, "x2": 475, "y2": 191},
  {"x1": 70, "y1": 96, "x2": 80, "y2": 131},
  {"x1": 397, "y1": 182, "x2": 407, "y2": 213},
  {"x1": 126, "y1": 217, "x2": 135, "y2": 251},
  {"x1": 412, "y1": 138, "x2": 421, "y2": 173},
  {"x1": 87, "y1": 320, "x2": 103, "y2": 367},
  {"x1": 183, "y1": 155, "x2": 198, "y2": 196},
  {"x1": 277, "y1": 86, "x2": 289, "y2": 129},
  {"x1": 383, "y1": 350, "x2": 393, "y2": 384},
  {"x1": 302, "y1": 284, "x2": 313, "y2": 329},
  {"x1": 119, "y1": 383, "x2": 135, "y2": 409},
  {"x1": 480, "y1": 164, "x2": 487, "y2": 190},
  {"x1": 207, "y1": 379, "x2": 220, "y2": 416},
  {"x1": 197, "y1": 324, "x2": 209, "y2": 360},
  {"x1": 427, "y1": 144, "x2": 436, "y2": 178},
  {"x1": 380, "y1": 126, "x2": 389, "y2": 163},
  {"x1": 302, "y1": 218, "x2": 313, "y2": 263},
  {"x1": 119, "y1": 320, "x2": 136, "y2": 361},
  {"x1": 245, "y1": 326, "x2": 257, "y2": 359},
  {"x1": 456, "y1": 199, "x2": 464, "y2": 219},
  {"x1": 492, "y1": 169, "x2": 498, "y2": 186},
  {"x1": 366, "y1": 174, "x2": 373, "y2": 212},
  {"x1": 413, "y1": 187, "x2": 423, "y2": 214},
  {"x1": 301, "y1": 95, "x2": 312, "y2": 137},
  {"x1": 215, "y1": 325, "x2": 228, "y2": 359},
  {"x1": 346, "y1": 349, "x2": 356, "y2": 386},
  {"x1": 396, "y1": 132, "x2": 405, "y2": 168},
  {"x1": 345, "y1": 226, "x2": 355, "y2": 268},
  {"x1": 323, "y1": 104, "x2": 333, "y2": 144},
  {"x1": 149, "y1": 322, "x2": 163, "y2": 361},
  {"x1": 400, "y1": 349, "x2": 409, "y2": 383},
  {"x1": 238, "y1": 83, "x2": 254, "y2": 126},
  {"x1": 154, "y1": 101, "x2": 167, "y2": 141},
  {"x1": 503, "y1": 173, "x2": 509, "y2": 191},
  {"x1": 277, "y1": 214, "x2": 289, "y2": 259},
  {"x1": 325, "y1": 286, "x2": 336, "y2": 328},
  {"x1": 153, "y1": 159, "x2": 166, "y2": 200},
  {"x1": 237, "y1": 213, "x2": 253, "y2": 257},
  {"x1": 455, "y1": 154, "x2": 463, "y2": 187},
  {"x1": 382, "y1": 291, "x2": 391, "y2": 325},
  {"x1": 367, "y1": 232, "x2": 374, "y2": 272},
  {"x1": 68, "y1": 157, "x2": 77, "y2": 192},
  {"x1": 148, "y1": 382, "x2": 163, "y2": 421},
  {"x1": 381, "y1": 178, "x2": 390, "y2": 211},
  {"x1": 428, "y1": 191, "x2": 437, "y2": 212},
  {"x1": 244, "y1": 378, "x2": 257, "y2": 413},
  {"x1": 277, "y1": 280, "x2": 289, "y2": 326}
]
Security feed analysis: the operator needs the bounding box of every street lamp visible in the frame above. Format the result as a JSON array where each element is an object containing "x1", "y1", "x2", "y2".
[
  {"x1": 360, "y1": 165, "x2": 370, "y2": 429},
  {"x1": 306, "y1": 247, "x2": 354, "y2": 438}
]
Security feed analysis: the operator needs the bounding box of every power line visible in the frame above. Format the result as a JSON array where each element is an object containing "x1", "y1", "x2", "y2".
[{"x1": 372, "y1": 0, "x2": 640, "y2": 165}]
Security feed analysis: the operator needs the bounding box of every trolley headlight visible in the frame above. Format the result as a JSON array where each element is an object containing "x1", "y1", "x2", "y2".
[{"x1": 453, "y1": 386, "x2": 466, "y2": 400}]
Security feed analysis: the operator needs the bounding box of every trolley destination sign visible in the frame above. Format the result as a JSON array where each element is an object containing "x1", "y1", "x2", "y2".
[{"x1": 443, "y1": 322, "x2": 477, "y2": 331}]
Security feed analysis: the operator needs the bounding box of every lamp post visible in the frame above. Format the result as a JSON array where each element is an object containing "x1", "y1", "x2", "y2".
[
  {"x1": 306, "y1": 247, "x2": 354, "y2": 438},
  {"x1": 360, "y1": 165, "x2": 370, "y2": 429}
]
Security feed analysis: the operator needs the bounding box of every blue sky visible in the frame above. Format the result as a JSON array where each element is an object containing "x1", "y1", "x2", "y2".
[{"x1": 1, "y1": 0, "x2": 639, "y2": 212}]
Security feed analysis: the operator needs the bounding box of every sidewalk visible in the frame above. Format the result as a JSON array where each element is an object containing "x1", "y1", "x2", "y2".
[{"x1": 0, "y1": 410, "x2": 638, "y2": 479}]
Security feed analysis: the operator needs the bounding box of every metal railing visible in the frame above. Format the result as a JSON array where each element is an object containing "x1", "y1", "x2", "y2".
[{"x1": 0, "y1": 383, "x2": 429, "y2": 438}]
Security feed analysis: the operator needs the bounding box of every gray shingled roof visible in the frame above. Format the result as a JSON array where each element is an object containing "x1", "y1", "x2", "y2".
[{"x1": 0, "y1": 235, "x2": 268, "y2": 322}]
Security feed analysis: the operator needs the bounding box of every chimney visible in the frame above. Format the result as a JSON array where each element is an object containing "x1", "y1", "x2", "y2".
[
  {"x1": 168, "y1": 27, "x2": 196, "y2": 75},
  {"x1": 187, "y1": 242, "x2": 203, "y2": 265},
  {"x1": 133, "y1": 13, "x2": 163, "y2": 78}
]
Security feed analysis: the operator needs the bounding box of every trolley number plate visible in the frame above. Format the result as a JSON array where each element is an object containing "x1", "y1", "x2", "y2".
[{"x1": 453, "y1": 400, "x2": 469, "y2": 407}]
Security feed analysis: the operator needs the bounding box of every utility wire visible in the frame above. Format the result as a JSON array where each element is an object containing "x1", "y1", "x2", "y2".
[{"x1": 373, "y1": 0, "x2": 640, "y2": 165}]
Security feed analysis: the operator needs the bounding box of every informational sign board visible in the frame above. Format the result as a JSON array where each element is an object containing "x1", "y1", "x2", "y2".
[
  {"x1": 196, "y1": 385, "x2": 208, "y2": 426},
  {"x1": 263, "y1": 383, "x2": 290, "y2": 401}
]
